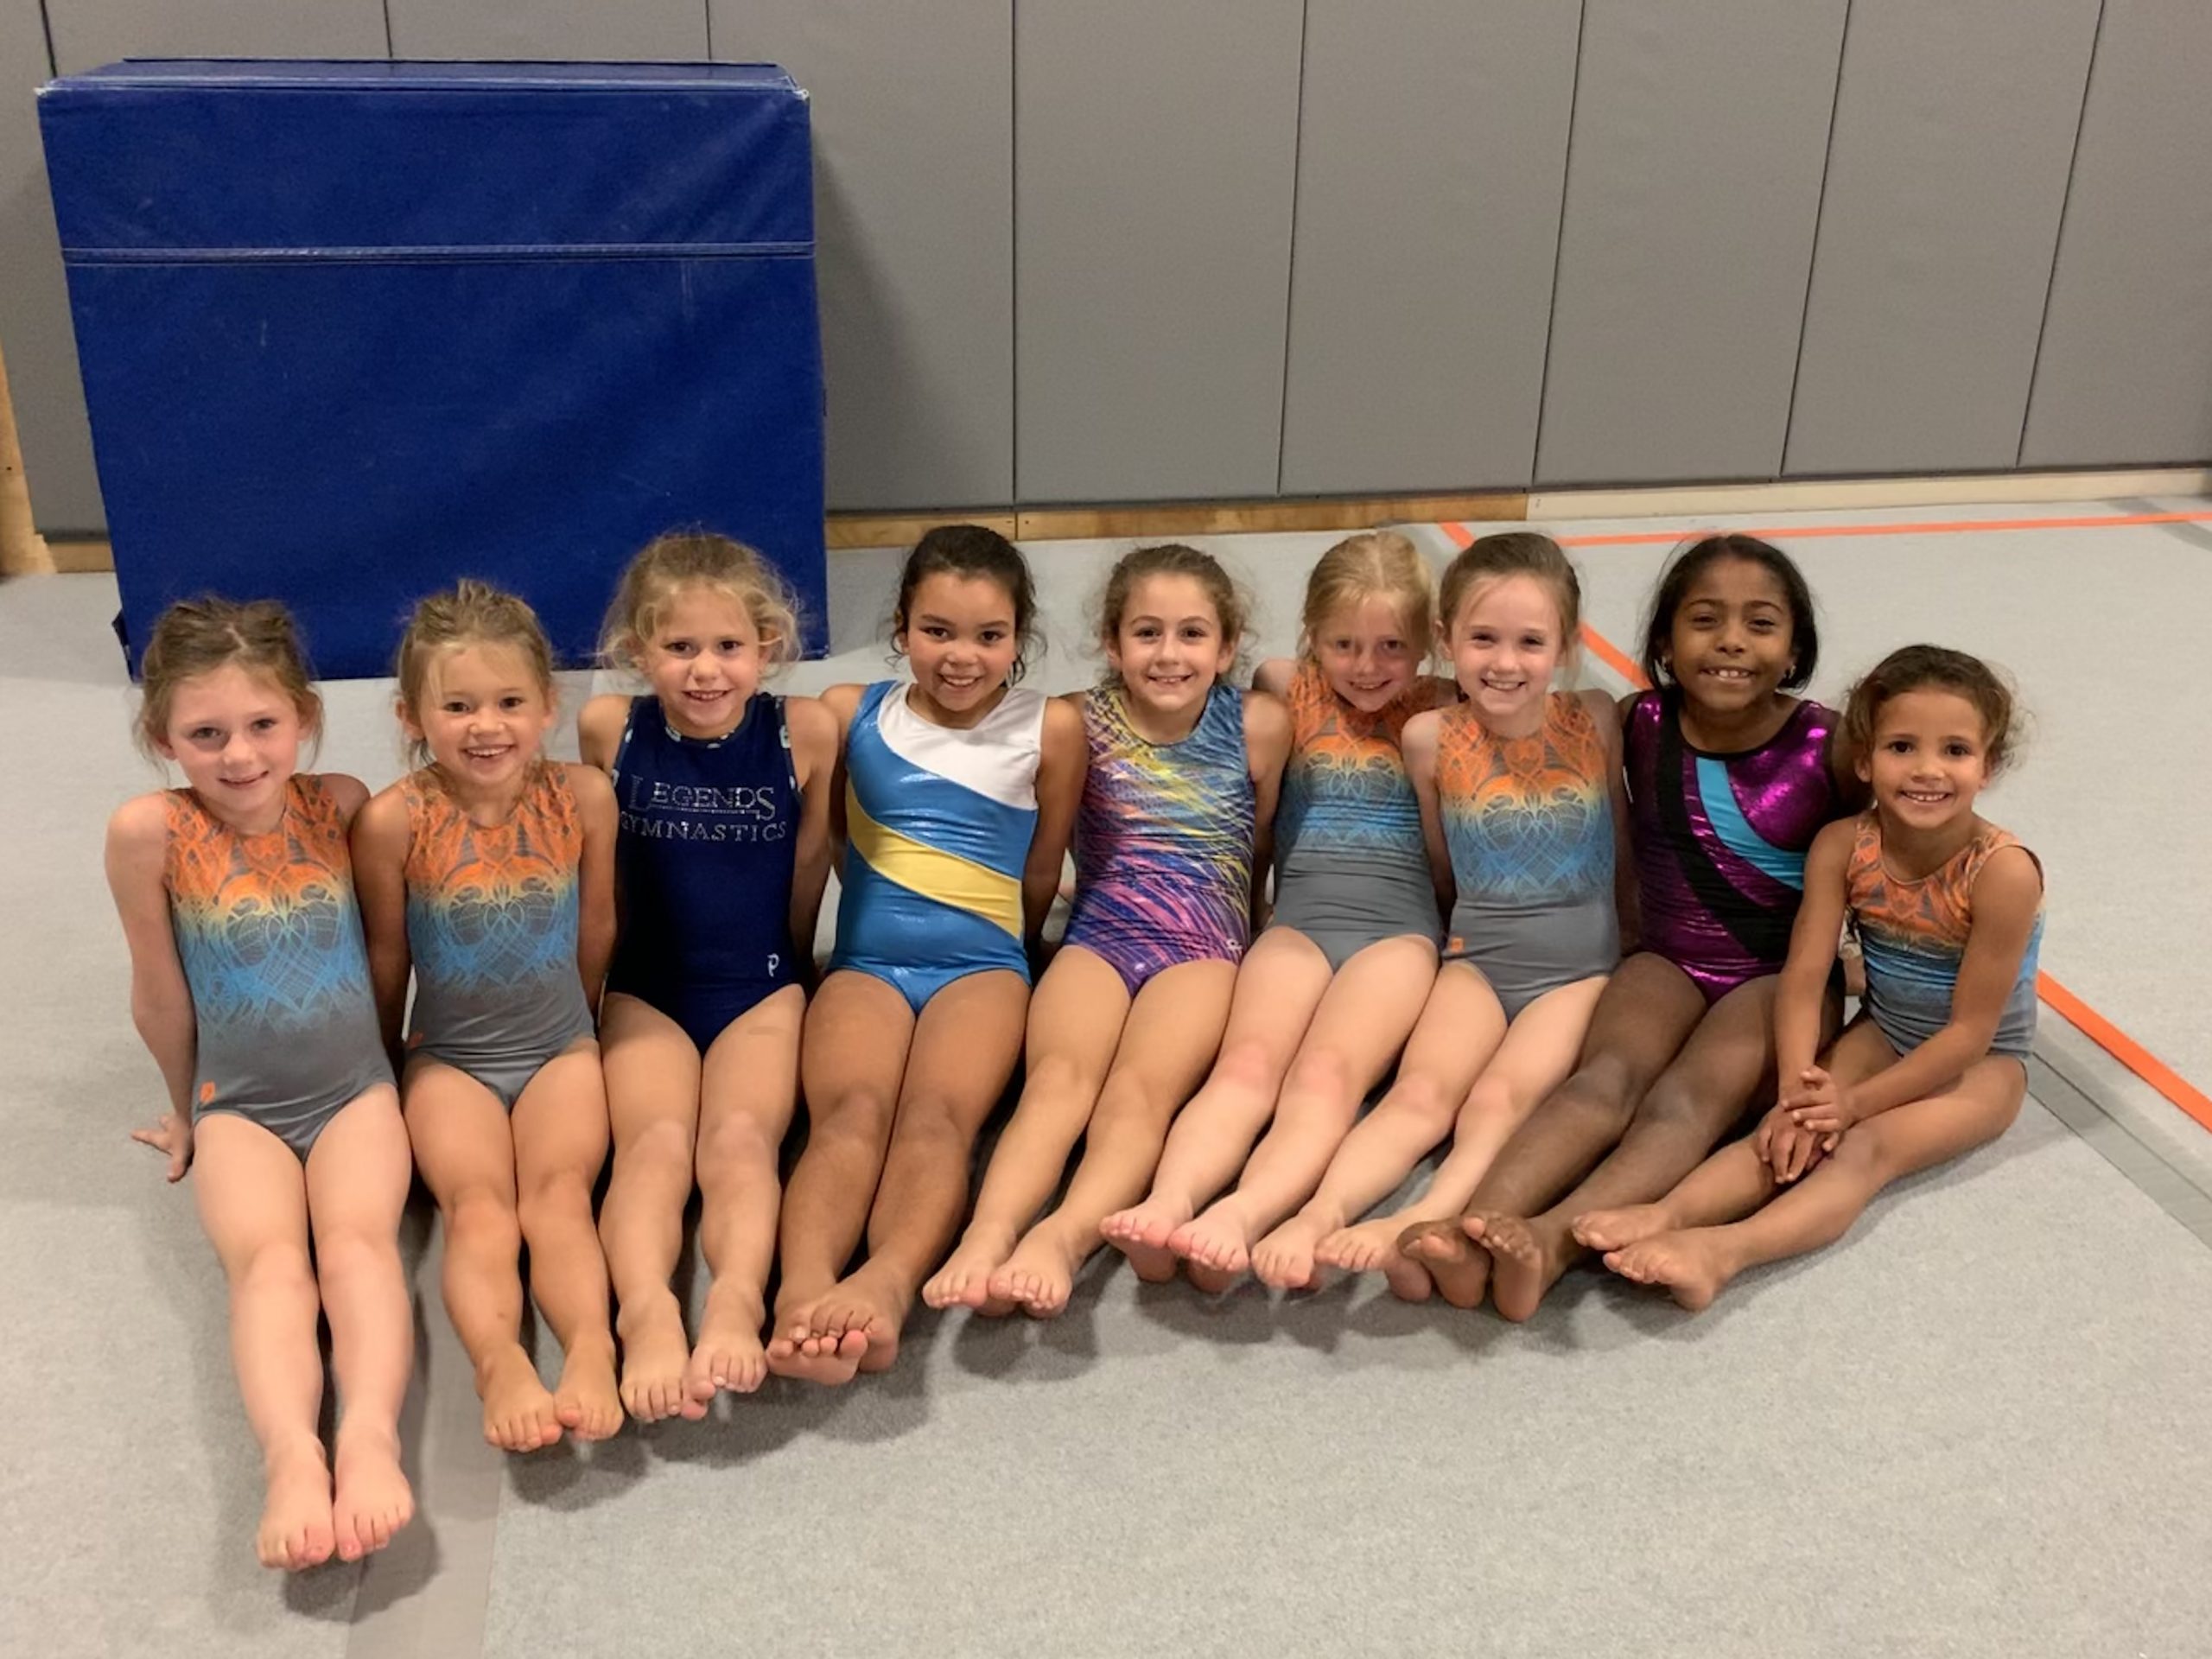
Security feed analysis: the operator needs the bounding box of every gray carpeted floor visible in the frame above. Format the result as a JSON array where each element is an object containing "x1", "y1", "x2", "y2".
[{"x1": 4, "y1": 501, "x2": 2209, "y2": 1657}]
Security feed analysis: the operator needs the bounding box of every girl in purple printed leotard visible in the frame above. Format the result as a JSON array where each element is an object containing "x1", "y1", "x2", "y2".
[
  {"x1": 923, "y1": 544, "x2": 1292, "y2": 1319},
  {"x1": 1386, "y1": 535, "x2": 1864, "y2": 1319}
]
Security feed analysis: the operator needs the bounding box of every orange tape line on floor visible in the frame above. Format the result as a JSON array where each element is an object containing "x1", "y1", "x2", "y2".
[
  {"x1": 1436, "y1": 518, "x2": 2211, "y2": 1132},
  {"x1": 1555, "y1": 508, "x2": 2212, "y2": 550}
]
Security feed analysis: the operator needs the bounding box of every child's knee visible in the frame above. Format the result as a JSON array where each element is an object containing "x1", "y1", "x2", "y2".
[
  {"x1": 809, "y1": 1084, "x2": 898, "y2": 1147},
  {"x1": 1281, "y1": 1046, "x2": 1357, "y2": 1105},
  {"x1": 1090, "y1": 1073, "x2": 1176, "y2": 1134},
  {"x1": 1379, "y1": 1071, "x2": 1459, "y2": 1136},
  {"x1": 617, "y1": 1112, "x2": 696, "y2": 1177},
  {"x1": 313, "y1": 1224, "x2": 397, "y2": 1284},
  {"x1": 696, "y1": 1113, "x2": 782, "y2": 1189},
  {"x1": 448, "y1": 1188, "x2": 522, "y2": 1254},
  {"x1": 894, "y1": 1092, "x2": 985, "y2": 1154},
  {"x1": 234, "y1": 1237, "x2": 316, "y2": 1297},
  {"x1": 1209, "y1": 1037, "x2": 1281, "y2": 1094}
]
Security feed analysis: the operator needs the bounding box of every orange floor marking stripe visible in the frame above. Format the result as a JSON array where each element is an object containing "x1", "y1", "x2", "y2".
[
  {"x1": 1436, "y1": 516, "x2": 2210, "y2": 1131},
  {"x1": 1555, "y1": 509, "x2": 2212, "y2": 550}
]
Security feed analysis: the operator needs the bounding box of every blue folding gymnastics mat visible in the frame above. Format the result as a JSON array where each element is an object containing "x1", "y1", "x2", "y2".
[{"x1": 39, "y1": 60, "x2": 826, "y2": 676}]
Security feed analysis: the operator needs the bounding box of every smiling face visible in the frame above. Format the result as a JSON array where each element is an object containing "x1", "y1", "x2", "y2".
[
  {"x1": 156, "y1": 664, "x2": 310, "y2": 830},
  {"x1": 404, "y1": 641, "x2": 556, "y2": 791},
  {"x1": 1860, "y1": 688, "x2": 1992, "y2": 836},
  {"x1": 1107, "y1": 572, "x2": 1235, "y2": 723},
  {"x1": 1310, "y1": 594, "x2": 1421, "y2": 715},
  {"x1": 640, "y1": 582, "x2": 766, "y2": 740},
  {"x1": 1667, "y1": 556, "x2": 1796, "y2": 715},
  {"x1": 1446, "y1": 573, "x2": 1568, "y2": 731},
  {"x1": 897, "y1": 571, "x2": 1022, "y2": 721}
]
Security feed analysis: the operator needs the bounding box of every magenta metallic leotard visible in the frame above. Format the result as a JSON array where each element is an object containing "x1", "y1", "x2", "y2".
[
  {"x1": 1624, "y1": 689, "x2": 1839, "y2": 1002},
  {"x1": 1060, "y1": 683, "x2": 1255, "y2": 995}
]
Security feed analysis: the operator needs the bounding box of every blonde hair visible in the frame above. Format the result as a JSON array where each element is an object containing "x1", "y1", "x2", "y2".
[
  {"x1": 1299, "y1": 531, "x2": 1433, "y2": 658},
  {"x1": 1437, "y1": 531, "x2": 1583, "y2": 646},
  {"x1": 136, "y1": 596, "x2": 321, "y2": 760},
  {"x1": 599, "y1": 531, "x2": 801, "y2": 671},
  {"x1": 1094, "y1": 543, "x2": 1254, "y2": 683},
  {"x1": 394, "y1": 580, "x2": 556, "y2": 767}
]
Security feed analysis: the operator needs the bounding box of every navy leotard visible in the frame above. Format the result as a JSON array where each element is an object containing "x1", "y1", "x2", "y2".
[{"x1": 605, "y1": 694, "x2": 801, "y2": 1052}]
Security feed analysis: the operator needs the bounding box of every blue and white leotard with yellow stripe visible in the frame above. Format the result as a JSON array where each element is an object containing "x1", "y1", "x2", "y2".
[{"x1": 830, "y1": 680, "x2": 1047, "y2": 1010}]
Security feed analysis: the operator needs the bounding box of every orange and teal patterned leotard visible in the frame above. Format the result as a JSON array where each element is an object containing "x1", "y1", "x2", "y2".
[
  {"x1": 1436, "y1": 694, "x2": 1619, "y2": 1019},
  {"x1": 163, "y1": 775, "x2": 391, "y2": 1159},
  {"x1": 402, "y1": 761, "x2": 594, "y2": 1108},
  {"x1": 1847, "y1": 813, "x2": 2043, "y2": 1060}
]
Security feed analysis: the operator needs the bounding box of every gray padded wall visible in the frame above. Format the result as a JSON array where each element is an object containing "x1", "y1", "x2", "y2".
[
  {"x1": 1784, "y1": 0, "x2": 2098, "y2": 477},
  {"x1": 712, "y1": 1, "x2": 1014, "y2": 511},
  {"x1": 1279, "y1": 0, "x2": 1578, "y2": 495},
  {"x1": 44, "y1": 0, "x2": 391, "y2": 75},
  {"x1": 386, "y1": 0, "x2": 707, "y2": 60},
  {"x1": 2022, "y1": 0, "x2": 2212, "y2": 467},
  {"x1": 1535, "y1": 0, "x2": 1847, "y2": 486},
  {"x1": 3, "y1": 0, "x2": 100, "y2": 530},
  {"x1": 1015, "y1": 0, "x2": 1302, "y2": 504}
]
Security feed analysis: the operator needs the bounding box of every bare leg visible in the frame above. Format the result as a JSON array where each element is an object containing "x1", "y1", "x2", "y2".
[
  {"x1": 597, "y1": 994, "x2": 706, "y2": 1423},
  {"x1": 510, "y1": 1041, "x2": 620, "y2": 1441},
  {"x1": 1608, "y1": 1056, "x2": 2026, "y2": 1309},
  {"x1": 808, "y1": 970, "x2": 1031, "y2": 1372},
  {"x1": 303, "y1": 1086, "x2": 414, "y2": 1562},
  {"x1": 766, "y1": 970, "x2": 912, "y2": 1386},
  {"x1": 685, "y1": 985, "x2": 804, "y2": 1401},
  {"x1": 404, "y1": 1062, "x2": 561, "y2": 1452},
  {"x1": 1173, "y1": 935, "x2": 1441, "y2": 1283},
  {"x1": 991, "y1": 958, "x2": 1236, "y2": 1314},
  {"x1": 1387, "y1": 976, "x2": 1610, "y2": 1307},
  {"x1": 1101, "y1": 929, "x2": 1334, "y2": 1279},
  {"x1": 925, "y1": 948, "x2": 1130, "y2": 1313},
  {"x1": 1261, "y1": 963, "x2": 1504, "y2": 1289},
  {"x1": 191, "y1": 1116, "x2": 335, "y2": 1569}
]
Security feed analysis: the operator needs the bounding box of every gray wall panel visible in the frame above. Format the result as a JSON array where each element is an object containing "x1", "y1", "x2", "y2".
[
  {"x1": 2021, "y1": 0, "x2": 2212, "y2": 467},
  {"x1": 1016, "y1": 0, "x2": 1301, "y2": 503},
  {"x1": 714, "y1": 1, "x2": 1012, "y2": 510},
  {"x1": 1785, "y1": 0, "x2": 2098, "y2": 477},
  {"x1": 387, "y1": 1, "x2": 707, "y2": 61},
  {"x1": 4, "y1": 0, "x2": 102, "y2": 530},
  {"x1": 46, "y1": 1, "x2": 390, "y2": 75},
  {"x1": 1535, "y1": 0, "x2": 1847, "y2": 486},
  {"x1": 1280, "y1": 0, "x2": 1578, "y2": 495}
]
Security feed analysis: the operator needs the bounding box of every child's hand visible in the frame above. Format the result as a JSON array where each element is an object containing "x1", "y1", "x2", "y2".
[
  {"x1": 1755, "y1": 1102, "x2": 1826, "y2": 1185},
  {"x1": 131, "y1": 1108, "x2": 194, "y2": 1182},
  {"x1": 1785, "y1": 1065, "x2": 1855, "y2": 1136}
]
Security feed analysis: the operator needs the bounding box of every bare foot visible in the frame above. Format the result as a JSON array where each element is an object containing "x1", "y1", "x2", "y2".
[
  {"x1": 988, "y1": 1221, "x2": 1092, "y2": 1318},
  {"x1": 330, "y1": 1422, "x2": 413, "y2": 1563},
  {"x1": 1603, "y1": 1230, "x2": 1732, "y2": 1312},
  {"x1": 683, "y1": 1282, "x2": 770, "y2": 1402},
  {"x1": 1184, "y1": 1258, "x2": 1240, "y2": 1294},
  {"x1": 765, "y1": 1325, "x2": 869, "y2": 1385},
  {"x1": 1250, "y1": 1212, "x2": 1331, "y2": 1291},
  {"x1": 1398, "y1": 1218, "x2": 1491, "y2": 1309},
  {"x1": 1571, "y1": 1202, "x2": 1675, "y2": 1255},
  {"x1": 617, "y1": 1291, "x2": 704, "y2": 1424},
  {"x1": 1463, "y1": 1212, "x2": 1563, "y2": 1324},
  {"x1": 556, "y1": 1333, "x2": 625, "y2": 1443},
  {"x1": 812, "y1": 1264, "x2": 913, "y2": 1376},
  {"x1": 257, "y1": 1441, "x2": 335, "y2": 1571},
  {"x1": 1101, "y1": 1196, "x2": 1192, "y2": 1283},
  {"x1": 1166, "y1": 1202, "x2": 1255, "y2": 1278},
  {"x1": 922, "y1": 1224, "x2": 1019, "y2": 1314},
  {"x1": 1318, "y1": 1215, "x2": 1432, "y2": 1301},
  {"x1": 479, "y1": 1345, "x2": 563, "y2": 1452}
]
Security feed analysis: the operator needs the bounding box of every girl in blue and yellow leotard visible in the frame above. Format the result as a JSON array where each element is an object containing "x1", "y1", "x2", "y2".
[
  {"x1": 765, "y1": 526, "x2": 1086, "y2": 1385},
  {"x1": 924, "y1": 544, "x2": 1293, "y2": 1319},
  {"x1": 352, "y1": 582, "x2": 622, "y2": 1453},
  {"x1": 106, "y1": 598, "x2": 412, "y2": 1571}
]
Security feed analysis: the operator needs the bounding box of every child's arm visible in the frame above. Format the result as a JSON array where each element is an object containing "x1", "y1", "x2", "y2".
[
  {"x1": 1792, "y1": 843, "x2": 2043, "y2": 1135},
  {"x1": 783, "y1": 695, "x2": 841, "y2": 982},
  {"x1": 568, "y1": 765, "x2": 620, "y2": 1015},
  {"x1": 1242, "y1": 689, "x2": 1293, "y2": 932},
  {"x1": 1752, "y1": 817, "x2": 1858, "y2": 1179},
  {"x1": 348, "y1": 787, "x2": 415, "y2": 1065},
  {"x1": 577, "y1": 694, "x2": 628, "y2": 774},
  {"x1": 1023, "y1": 697, "x2": 1087, "y2": 946},
  {"x1": 816, "y1": 683, "x2": 863, "y2": 878},
  {"x1": 1583, "y1": 689, "x2": 1639, "y2": 953},
  {"x1": 105, "y1": 796, "x2": 198, "y2": 1180},
  {"x1": 1403, "y1": 709, "x2": 1452, "y2": 920}
]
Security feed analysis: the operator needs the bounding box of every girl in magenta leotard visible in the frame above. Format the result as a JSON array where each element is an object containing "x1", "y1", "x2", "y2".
[
  {"x1": 924, "y1": 544, "x2": 1291, "y2": 1317},
  {"x1": 1391, "y1": 534, "x2": 1864, "y2": 1318}
]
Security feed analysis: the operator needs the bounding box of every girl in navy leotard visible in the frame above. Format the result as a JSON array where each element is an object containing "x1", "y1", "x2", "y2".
[
  {"x1": 1392, "y1": 536, "x2": 1862, "y2": 1319},
  {"x1": 578, "y1": 534, "x2": 836, "y2": 1420},
  {"x1": 923, "y1": 545, "x2": 1292, "y2": 1318}
]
